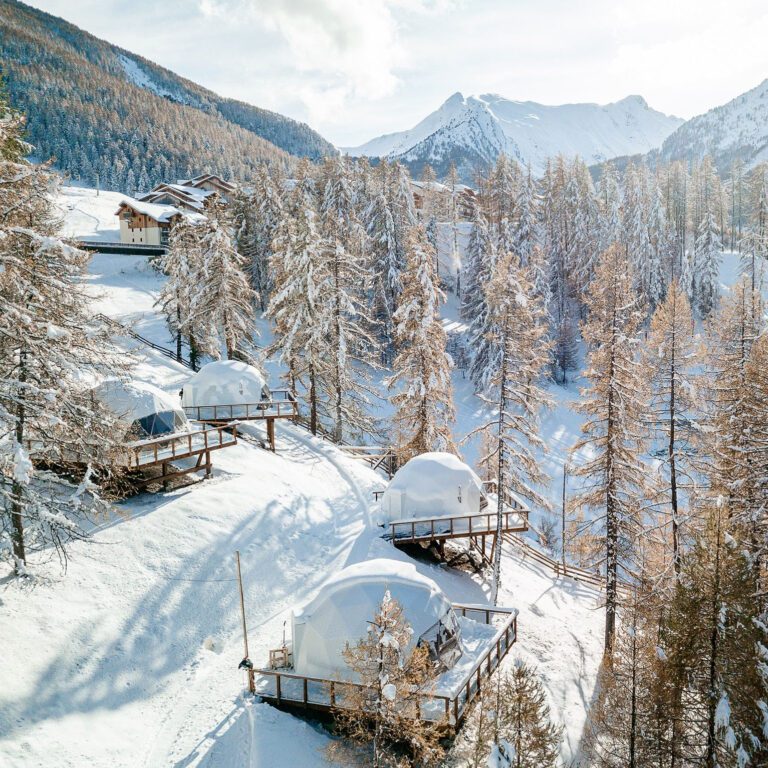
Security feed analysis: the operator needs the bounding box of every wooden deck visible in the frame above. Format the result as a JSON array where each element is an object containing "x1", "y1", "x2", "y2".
[
  {"x1": 184, "y1": 391, "x2": 297, "y2": 451},
  {"x1": 386, "y1": 508, "x2": 529, "y2": 545},
  {"x1": 253, "y1": 605, "x2": 517, "y2": 729}
]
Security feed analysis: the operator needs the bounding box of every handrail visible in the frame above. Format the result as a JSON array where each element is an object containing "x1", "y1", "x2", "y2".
[
  {"x1": 388, "y1": 508, "x2": 529, "y2": 541},
  {"x1": 184, "y1": 400, "x2": 298, "y2": 422},
  {"x1": 125, "y1": 424, "x2": 236, "y2": 468},
  {"x1": 95, "y1": 313, "x2": 197, "y2": 370},
  {"x1": 254, "y1": 604, "x2": 517, "y2": 727},
  {"x1": 503, "y1": 532, "x2": 632, "y2": 594}
]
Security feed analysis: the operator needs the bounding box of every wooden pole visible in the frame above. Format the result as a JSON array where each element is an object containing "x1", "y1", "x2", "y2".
[{"x1": 236, "y1": 550, "x2": 255, "y2": 694}]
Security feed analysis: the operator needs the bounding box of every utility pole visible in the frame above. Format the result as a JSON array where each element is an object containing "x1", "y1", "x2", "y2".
[
  {"x1": 561, "y1": 463, "x2": 568, "y2": 575},
  {"x1": 235, "y1": 550, "x2": 255, "y2": 694}
]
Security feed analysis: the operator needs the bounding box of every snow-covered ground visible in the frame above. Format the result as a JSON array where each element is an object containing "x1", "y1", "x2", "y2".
[{"x1": 4, "y1": 188, "x2": 753, "y2": 768}]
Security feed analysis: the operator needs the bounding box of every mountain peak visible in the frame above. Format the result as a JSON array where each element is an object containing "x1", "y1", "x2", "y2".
[{"x1": 345, "y1": 90, "x2": 683, "y2": 180}]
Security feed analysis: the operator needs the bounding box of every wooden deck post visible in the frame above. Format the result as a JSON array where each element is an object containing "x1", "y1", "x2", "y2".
[
  {"x1": 162, "y1": 462, "x2": 169, "y2": 491},
  {"x1": 267, "y1": 418, "x2": 276, "y2": 452}
]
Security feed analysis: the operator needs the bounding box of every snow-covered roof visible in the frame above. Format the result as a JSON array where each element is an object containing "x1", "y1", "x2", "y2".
[
  {"x1": 181, "y1": 360, "x2": 268, "y2": 409},
  {"x1": 178, "y1": 174, "x2": 236, "y2": 192},
  {"x1": 116, "y1": 197, "x2": 182, "y2": 223},
  {"x1": 380, "y1": 452, "x2": 484, "y2": 523},
  {"x1": 94, "y1": 378, "x2": 188, "y2": 439},
  {"x1": 292, "y1": 558, "x2": 460, "y2": 680}
]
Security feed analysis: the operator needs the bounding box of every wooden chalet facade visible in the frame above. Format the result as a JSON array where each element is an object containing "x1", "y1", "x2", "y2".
[{"x1": 117, "y1": 172, "x2": 235, "y2": 247}]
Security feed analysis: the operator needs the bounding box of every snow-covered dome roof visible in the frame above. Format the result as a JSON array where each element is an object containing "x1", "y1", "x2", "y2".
[
  {"x1": 380, "y1": 452, "x2": 484, "y2": 523},
  {"x1": 94, "y1": 379, "x2": 188, "y2": 439},
  {"x1": 181, "y1": 360, "x2": 268, "y2": 409},
  {"x1": 291, "y1": 558, "x2": 461, "y2": 680}
]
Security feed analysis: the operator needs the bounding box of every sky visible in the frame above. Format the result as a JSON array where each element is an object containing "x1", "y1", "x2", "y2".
[{"x1": 25, "y1": 0, "x2": 768, "y2": 147}]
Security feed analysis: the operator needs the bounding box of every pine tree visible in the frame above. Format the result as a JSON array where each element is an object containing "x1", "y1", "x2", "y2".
[
  {"x1": 231, "y1": 165, "x2": 283, "y2": 311},
  {"x1": 572, "y1": 244, "x2": 649, "y2": 654},
  {"x1": 329, "y1": 591, "x2": 444, "y2": 768},
  {"x1": 1, "y1": 98, "x2": 123, "y2": 573},
  {"x1": 643, "y1": 280, "x2": 698, "y2": 577},
  {"x1": 663, "y1": 502, "x2": 768, "y2": 767},
  {"x1": 471, "y1": 252, "x2": 552, "y2": 604},
  {"x1": 387, "y1": 225, "x2": 455, "y2": 464}
]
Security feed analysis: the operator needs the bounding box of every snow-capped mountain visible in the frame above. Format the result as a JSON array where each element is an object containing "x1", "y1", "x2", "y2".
[
  {"x1": 344, "y1": 92, "x2": 683, "y2": 180},
  {"x1": 656, "y1": 79, "x2": 768, "y2": 172}
]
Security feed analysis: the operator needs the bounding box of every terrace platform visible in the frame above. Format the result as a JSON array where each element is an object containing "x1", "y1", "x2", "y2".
[{"x1": 253, "y1": 605, "x2": 517, "y2": 730}]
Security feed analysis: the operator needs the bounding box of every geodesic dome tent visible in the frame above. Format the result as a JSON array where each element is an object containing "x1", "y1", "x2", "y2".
[
  {"x1": 291, "y1": 559, "x2": 462, "y2": 680},
  {"x1": 94, "y1": 379, "x2": 189, "y2": 440},
  {"x1": 380, "y1": 452, "x2": 484, "y2": 523},
  {"x1": 180, "y1": 360, "x2": 269, "y2": 414}
]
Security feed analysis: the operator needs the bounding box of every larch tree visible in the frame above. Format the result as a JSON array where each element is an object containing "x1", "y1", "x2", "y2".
[
  {"x1": 663, "y1": 502, "x2": 768, "y2": 767},
  {"x1": 319, "y1": 157, "x2": 380, "y2": 442},
  {"x1": 572, "y1": 244, "x2": 649, "y2": 654},
  {"x1": 267, "y1": 176, "x2": 329, "y2": 435},
  {"x1": 329, "y1": 591, "x2": 444, "y2": 768},
  {"x1": 471, "y1": 252, "x2": 553, "y2": 604},
  {"x1": 387, "y1": 225, "x2": 455, "y2": 465},
  {"x1": 497, "y1": 660, "x2": 563, "y2": 768},
  {"x1": 643, "y1": 280, "x2": 698, "y2": 578},
  {"x1": 156, "y1": 216, "x2": 202, "y2": 365},
  {"x1": 1, "y1": 96, "x2": 124, "y2": 574},
  {"x1": 190, "y1": 204, "x2": 256, "y2": 361},
  {"x1": 703, "y1": 278, "x2": 764, "y2": 550}
]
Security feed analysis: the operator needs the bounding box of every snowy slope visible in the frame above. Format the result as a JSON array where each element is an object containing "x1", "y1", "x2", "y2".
[
  {"x1": 56, "y1": 185, "x2": 123, "y2": 242},
  {"x1": 344, "y1": 92, "x2": 683, "y2": 178},
  {"x1": 657, "y1": 78, "x2": 768, "y2": 172},
  {"x1": 0, "y1": 188, "x2": 608, "y2": 768}
]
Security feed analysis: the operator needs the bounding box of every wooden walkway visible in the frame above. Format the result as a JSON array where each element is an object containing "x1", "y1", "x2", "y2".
[
  {"x1": 184, "y1": 390, "x2": 298, "y2": 451},
  {"x1": 254, "y1": 605, "x2": 517, "y2": 730}
]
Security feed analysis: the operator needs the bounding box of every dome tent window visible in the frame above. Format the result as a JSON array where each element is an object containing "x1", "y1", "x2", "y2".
[
  {"x1": 94, "y1": 379, "x2": 189, "y2": 440},
  {"x1": 290, "y1": 559, "x2": 463, "y2": 681}
]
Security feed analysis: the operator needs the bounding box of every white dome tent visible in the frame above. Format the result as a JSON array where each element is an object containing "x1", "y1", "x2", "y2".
[
  {"x1": 291, "y1": 559, "x2": 462, "y2": 680},
  {"x1": 181, "y1": 360, "x2": 269, "y2": 418},
  {"x1": 380, "y1": 452, "x2": 484, "y2": 523},
  {"x1": 94, "y1": 378, "x2": 189, "y2": 440}
]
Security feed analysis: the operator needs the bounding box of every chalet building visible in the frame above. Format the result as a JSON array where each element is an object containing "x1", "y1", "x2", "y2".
[
  {"x1": 115, "y1": 199, "x2": 204, "y2": 246},
  {"x1": 410, "y1": 179, "x2": 477, "y2": 221},
  {"x1": 116, "y1": 172, "x2": 234, "y2": 247}
]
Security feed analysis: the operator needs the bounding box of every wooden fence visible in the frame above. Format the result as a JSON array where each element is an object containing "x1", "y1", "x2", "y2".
[{"x1": 124, "y1": 425, "x2": 237, "y2": 469}]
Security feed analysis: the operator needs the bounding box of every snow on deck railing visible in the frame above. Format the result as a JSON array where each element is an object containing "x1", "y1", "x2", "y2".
[
  {"x1": 123, "y1": 425, "x2": 237, "y2": 469},
  {"x1": 387, "y1": 508, "x2": 529, "y2": 543},
  {"x1": 183, "y1": 398, "x2": 298, "y2": 423},
  {"x1": 253, "y1": 605, "x2": 517, "y2": 728}
]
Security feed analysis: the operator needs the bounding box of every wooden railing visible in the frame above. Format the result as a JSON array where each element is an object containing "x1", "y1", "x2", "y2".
[
  {"x1": 124, "y1": 425, "x2": 237, "y2": 469},
  {"x1": 388, "y1": 508, "x2": 529, "y2": 543},
  {"x1": 254, "y1": 605, "x2": 517, "y2": 728},
  {"x1": 502, "y1": 533, "x2": 632, "y2": 596},
  {"x1": 184, "y1": 398, "x2": 298, "y2": 423},
  {"x1": 94, "y1": 313, "x2": 197, "y2": 370}
]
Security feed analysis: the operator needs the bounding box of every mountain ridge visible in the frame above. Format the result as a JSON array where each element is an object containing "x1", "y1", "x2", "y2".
[
  {"x1": 0, "y1": 0, "x2": 336, "y2": 190},
  {"x1": 344, "y1": 91, "x2": 683, "y2": 180}
]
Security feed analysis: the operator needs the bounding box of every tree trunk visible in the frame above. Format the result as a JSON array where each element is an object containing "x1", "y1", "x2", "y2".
[
  {"x1": 705, "y1": 512, "x2": 723, "y2": 767},
  {"x1": 309, "y1": 363, "x2": 317, "y2": 436},
  {"x1": 492, "y1": 313, "x2": 509, "y2": 606},
  {"x1": 669, "y1": 294, "x2": 681, "y2": 578},
  {"x1": 175, "y1": 304, "x2": 183, "y2": 363},
  {"x1": 11, "y1": 348, "x2": 28, "y2": 573},
  {"x1": 333, "y1": 246, "x2": 343, "y2": 444}
]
